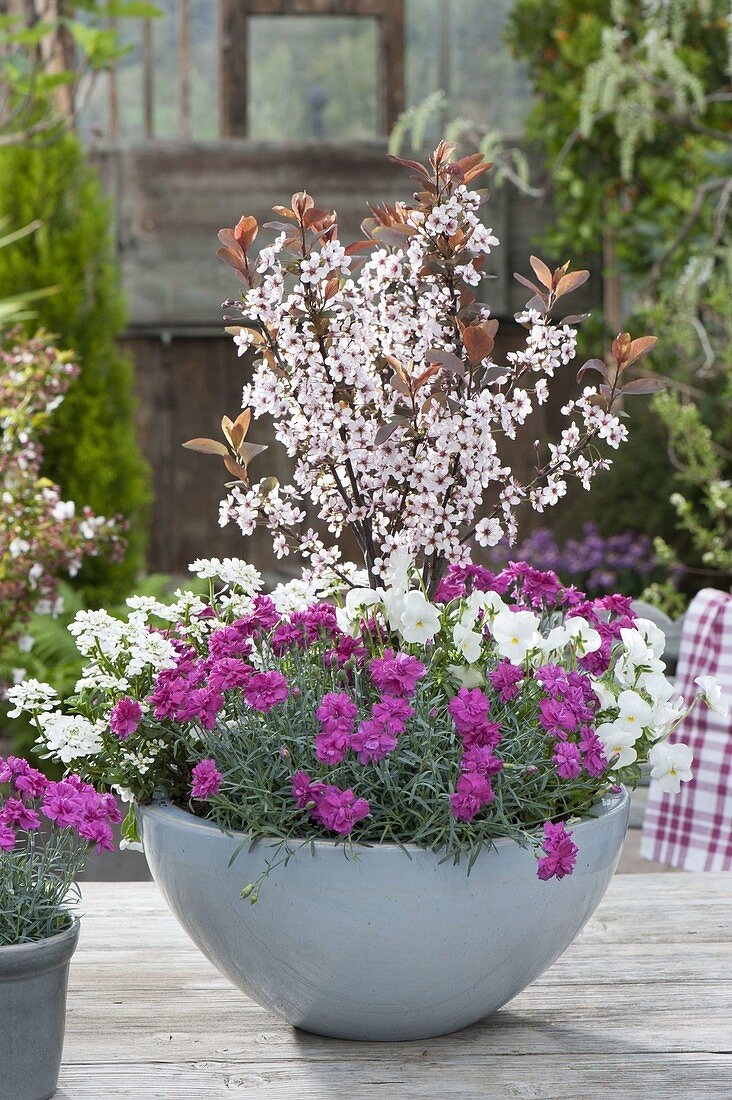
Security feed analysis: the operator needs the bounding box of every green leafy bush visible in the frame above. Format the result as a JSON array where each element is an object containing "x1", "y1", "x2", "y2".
[{"x1": 0, "y1": 133, "x2": 150, "y2": 603}]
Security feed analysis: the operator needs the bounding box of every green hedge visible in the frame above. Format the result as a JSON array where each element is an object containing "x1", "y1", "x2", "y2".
[{"x1": 0, "y1": 134, "x2": 150, "y2": 603}]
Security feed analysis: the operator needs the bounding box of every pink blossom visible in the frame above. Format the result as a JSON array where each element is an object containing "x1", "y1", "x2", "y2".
[
  {"x1": 371, "y1": 696, "x2": 414, "y2": 732},
  {"x1": 325, "y1": 634, "x2": 368, "y2": 669},
  {"x1": 109, "y1": 697, "x2": 143, "y2": 740},
  {"x1": 448, "y1": 687, "x2": 491, "y2": 737},
  {"x1": 553, "y1": 740, "x2": 582, "y2": 779},
  {"x1": 316, "y1": 692, "x2": 358, "y2": 733},
  {"x1": 450, "y1": 771, "x2": 494, "y2": 822},
  {"x1": 244, "y1": 670, "x2": 289, "y2": 712},
  {"x1": 207, "y1": 658, "x2": 253, "y2": 694},
  {"x1": 191, "y1": 759, "x2": 222, "y2": 800},
  {"x1": 272, "y1": 621, "x2": 305, "y2": 654},
  {"x1": 0, "y1": 797, "x2": 41, "y2": 831},
  {"x1": 369, "y1": 651, "x2": 426, "y2": 697},
  {"x1": 461, "y1": 744, "x2": 503, "y2": 778},
  {"x1": 489, "y1": 661, "x2": 524, "y2": 702},
  {"x1": 313, "y1": 785, "x2": 370, "y2": 835},
  {"x1": 537, "y1": 820, "x2": 578, "y2": 880},
  {"x1": 579, "y1": 727, "x2": 608, "y2": 776},
  {"x1": 350, "y1": 719, "x2": 398, "y2": 764},
  {"x1": 291, "y1": 771, "x2": 324, "y2": 810},
  {"x1": 315, "y1": 728, "x2": 351, "y2": 765},
  {"x1": 208, "y1": 621, "x2": 255, "y2": 660},
  {"x1": 0, "y1": 824, "x2": 16, "y2": 851},
  {"x1": 538, "y1": 697, "x2": 578, "y2": 739}
]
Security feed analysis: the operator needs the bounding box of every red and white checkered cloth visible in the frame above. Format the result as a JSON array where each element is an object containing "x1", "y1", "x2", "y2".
[
  {"x1": 638, "y1": 589, "x2": 730, "y2": 871},
  {"x1": 641, "y1": 587, "x2": 732, "y2": 870}
]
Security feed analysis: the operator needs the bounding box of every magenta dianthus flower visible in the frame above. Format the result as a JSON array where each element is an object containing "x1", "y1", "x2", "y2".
[
  {"x1": 489, "y1": 661, "x2": 524, "y2": 702},
  {"x1": 291, "y1": 771, "x2": 325, "y2": 810},
  {"x1": 207, "y1": 658, "x2": 253, "y2": 694},
  {"x1": 538, "y1": 697, "x2": 578, "y2": 739},
  {"x1": 190, "y1": 759, "x2": 222, "y2": 800},
  {"x1": 553, "y1": 740, "x2": 582, "y2": 779},
  {"x1": 450, "y1": 771, "x2": 494, "y2": 822},
  {"x1": 579, "y1": 727, "x2": 608, "y2": 776},
  {"x1": 0, "y1": 797, "x2": 41, "y2": 831},
  {"x1": 369, "y1": 650, "x2": 427, "y2": 697},
  {"x1": 350, "y1": 718, "x2": 398, "y2": 764},
  {"x1": 461, "y1": 744, "x2": 503, "y2": 778},
  {"x1": 110, "y1": 697, "x2": 143, "y2": 740},
  {"x1": 537, "y1": 820, "x2": 578, "y2": 880},
  {"x1": 449, "y1": 687, "x2": 491, "y2": 737},
  {"x1": 313, "y1": 785, "x2": 370, "y2": 835},
  {"x1": 0, "y1": 824, "x2": 16, "y2": 851},
  {"x1": 244, "y1": 670, "x2": 288, "y2": 712}
]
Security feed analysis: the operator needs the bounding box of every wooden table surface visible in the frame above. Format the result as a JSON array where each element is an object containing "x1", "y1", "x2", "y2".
[{"x1": 56, "y1": 875, "x2": 731, "y2": 1099}]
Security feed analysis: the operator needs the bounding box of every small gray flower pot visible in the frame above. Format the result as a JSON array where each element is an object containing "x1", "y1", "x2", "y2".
[
  {"x1": 139, "y1": 790, "x2": 629, "y2": 1041},
  {"x1": 0, "y1": 920, "x2": 80, "y2": 1100}
]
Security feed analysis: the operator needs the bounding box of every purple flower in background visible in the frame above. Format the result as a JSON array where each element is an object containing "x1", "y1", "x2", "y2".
[
  {"x1": 109, "y1": 697, "x2": 143, "y2": 740},
  {"x1": 190, "y1": 759, "x2": 222, "y2": 800},
  {"x1": 244, "y1": 670, "x2": 288, "y2": 712},
  {"x1": 537, "y1": 820, "x2": 578, "y2": 880}
]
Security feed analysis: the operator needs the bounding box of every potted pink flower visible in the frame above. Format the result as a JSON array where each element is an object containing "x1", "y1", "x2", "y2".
[
  {"x1": 9, "y1": 145, "x2": 726, "y2": 1041},
  {"x1": 0, "y1": 754, "x2": 120, "y2": 1099}
]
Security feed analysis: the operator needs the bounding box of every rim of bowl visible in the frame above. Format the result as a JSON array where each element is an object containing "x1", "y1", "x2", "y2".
[
  {"x1": 0, "y1": 915, "x2": 80, "y2": 957},
  {"x1": 138, "y1": 786, "x2": 629, "y2": 854}
]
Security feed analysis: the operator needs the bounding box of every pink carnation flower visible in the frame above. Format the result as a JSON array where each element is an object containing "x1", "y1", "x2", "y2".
[
  {"x1": 369, "y1": 651, "x2": 426, "y2": 697},
  {"x1": 190, "y1": 759, "x2": 222, "y2": 800},
  {"x1": 0, "y1": 824, "x2": 16, "y2": 851},
  {"x1": 553, "y1": 740, "x2": 582, "y2": 779},
  {"x1": 537, "y1": 820, "x2": 578, "y2": 880},
  {"x1": 0, "y1": 797, "x2": 41, "y2": 831},
  {"x1": 291, "y1": 771, "x2": 325, "y2": 810},
  {"x1": 489, "y1": 661, "x2": 524, "y2": 702},
  {"x1": 244, "y1": 670, "x2": 289, "y2": 712},
  {"x1": 350, "y1": 719, "x2": 398, "y2": 764},
  {"x1": 314, "y1": 785, "x2": 370, "y2": 835},
  {"x1": 450, "y1": 771, "x2": 494, "y2": 822},
  {"x1": 207, "y1": 658, "x2": 253, "y2": 694},
  {"x1": 448, "y1": 687, "x2": 491, "y2": 737},
  {"x1": 109, "y1": 697, "x2": 143, "y2": 740}
]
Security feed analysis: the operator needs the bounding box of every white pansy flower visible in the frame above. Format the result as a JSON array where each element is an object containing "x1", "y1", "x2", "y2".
[
  {"x1": 564, "y1": 616, "x2": 602, "y2": 654},
  {"x1": 634, "y1": 617, "x2": 666, "y2": 659},
  {"x1": 592, "y1": 679, "x2": 616, "y2": 712},
  {"x1": 540, "y1": 624, "x2": 570, "y2": 654},
  {"x1": 638, "y1": 670, "x2": 676, "y2": 704},
  {"x1": 345, "y1": 587, "x2": 384, "y2": 620},
  {"x1": 615, "y1": 690, "x2": 654, "y2": 736},
  {"x1": 652, "y1": 696, "x2": 686, "y2": 737},
  {"x1": 491, "y1": 609, "x2": 541, "y2": 662},
  {"x1": 694, "y1": 675, "x2": 730, "y2": 718},
  {"x1": 595, "y1": 722, "x2": 638, "y2": 768},
  {"x1": 386, "y1": 547, "x2": 413, "y2": 595},
  {"x1": 398, "y1": 591, "x2": 441, "y2": 644},
  {"x1": 453, "y1": 623, "x2": 483, "y2": 664},
  {"x1": 649, "y1": 741, "x2": 693, "y2": 794}
]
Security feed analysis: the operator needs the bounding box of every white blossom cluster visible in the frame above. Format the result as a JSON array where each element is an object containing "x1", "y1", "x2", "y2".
[{"x1": 218, "y1": 175, "x2": 628, "y2": 586}]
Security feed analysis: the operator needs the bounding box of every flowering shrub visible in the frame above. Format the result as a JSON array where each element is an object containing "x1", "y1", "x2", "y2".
[
  {"x1": 8, "y1": 556, "x2": 727, "y2": 896},
  {"x1": 189, "y1": 143, "x2": 660, "y2": 595},
  {"x1": 487, "y1": 523, "x2": 657, "y2": 598},
  {"x1": 0, "y1": 334, "x2": 125, "y2": 652},
  {"x1": 0, "y1": 755, "x2": 120, "y2": 945}
]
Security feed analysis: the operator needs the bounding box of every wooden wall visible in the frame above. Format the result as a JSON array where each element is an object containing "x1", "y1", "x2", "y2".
[{"x1": 98, "y1": 140, "x2": 600, "y2": 577}]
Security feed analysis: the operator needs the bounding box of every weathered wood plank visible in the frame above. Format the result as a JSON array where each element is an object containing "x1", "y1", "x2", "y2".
[
  {"x1": 53, "y1": 874, "x2": 732, "y2": 1099},
  {"x1": 56, "y1": 1054, "x2": 732, "y2": 1100}
]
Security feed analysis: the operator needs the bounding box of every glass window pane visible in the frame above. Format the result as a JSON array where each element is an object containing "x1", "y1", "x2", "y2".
[
  {"x1": 248, "y1": 16, "x2": 379, "y2": 141},
  {"x1": 406, "y1": 0, "x2": 531, "y2": 136}
]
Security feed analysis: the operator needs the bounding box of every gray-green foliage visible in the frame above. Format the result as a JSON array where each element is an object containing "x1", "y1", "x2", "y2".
[{"x1": 0, "y1": 830, "x2": 84, "y2": 946}]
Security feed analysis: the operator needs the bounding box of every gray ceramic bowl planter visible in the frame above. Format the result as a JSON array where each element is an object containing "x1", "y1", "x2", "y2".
[
  {"x1": 0, "y1": 919, "x2": 80, "y2": 1100},
  {"x1": 140, "y1": 788, "x2": 629, "y2": 1041}
]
